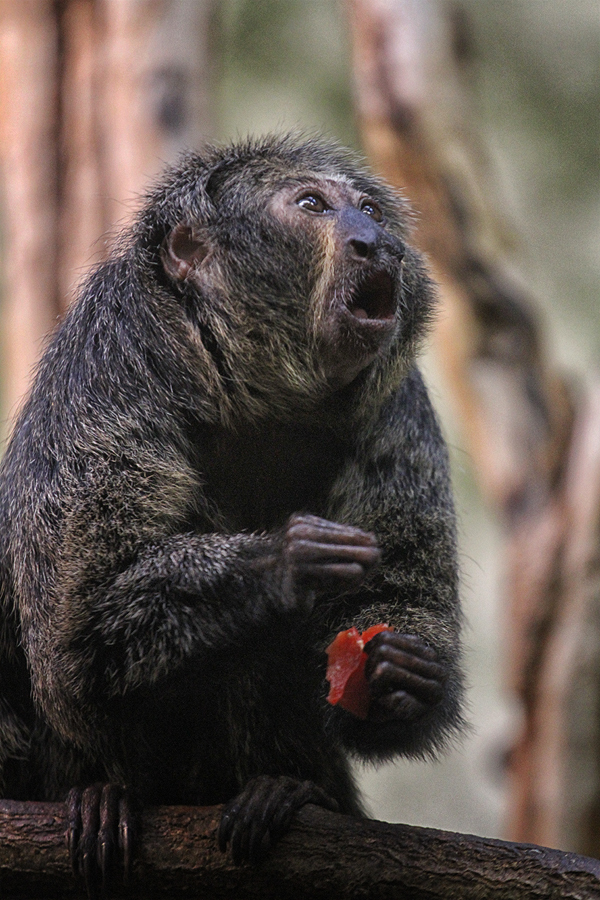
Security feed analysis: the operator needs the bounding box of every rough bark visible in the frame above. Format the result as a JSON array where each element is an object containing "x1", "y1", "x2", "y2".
[
  {"x1": 0, "y1": 800, "x2": 598, "y2": 899},
  {"x1": 347, "y1": 0, "x2": 600, "y2": 856}
]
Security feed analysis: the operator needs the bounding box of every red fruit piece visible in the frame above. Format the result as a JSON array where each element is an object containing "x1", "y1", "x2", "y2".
[
  {"x1": 326, "y1": 624, "x2": 391, "y2": 719},
  {"x1": 325, "y1": 628, "x2": 363, "y2": 706}
]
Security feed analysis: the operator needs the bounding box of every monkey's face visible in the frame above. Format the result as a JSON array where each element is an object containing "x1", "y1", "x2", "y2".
[
  {"x1": 266, "y1": 176, "x2": 405, "y2": 390},
  {"x1": 157, "y1": 140, "x2": 433, "y2": 420}
]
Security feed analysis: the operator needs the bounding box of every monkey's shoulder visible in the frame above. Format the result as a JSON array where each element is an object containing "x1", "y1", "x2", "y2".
[{"x1": 360, "y1": 366, "x2": 448, "y2": 463}]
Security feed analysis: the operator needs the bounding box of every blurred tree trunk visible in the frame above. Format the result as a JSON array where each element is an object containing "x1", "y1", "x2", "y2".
[
  {"x1": 347, "y1": 0, "x2": 600, "y2": 857},
  {"x1": 0, "y1": 0, "x2": 217, "y2": 432}
]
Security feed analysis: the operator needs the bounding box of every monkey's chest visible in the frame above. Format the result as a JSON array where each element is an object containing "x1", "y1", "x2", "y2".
[
  {"x1": 137, "y1": 624, "x2": 328, "y2": 803},
  {"x1": 197, "y1": 422, "x2": 348, "y2": 531}
]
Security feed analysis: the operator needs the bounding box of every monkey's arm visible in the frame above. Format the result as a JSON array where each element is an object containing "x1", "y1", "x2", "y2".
[
  {"x1": 326, "y1": 367, "x2": 465, "y2": 760},
  {"x1": 23, "y1": 477, "x2": 378, "y2": 741},
  {"x1": 61, "y1": 528, "x2": 376, "y2": 685}
]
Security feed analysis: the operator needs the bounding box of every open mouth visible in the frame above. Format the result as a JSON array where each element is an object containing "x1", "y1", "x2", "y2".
[{"x1": 346, "y1": 271, "x2": 396, "y2": 322}]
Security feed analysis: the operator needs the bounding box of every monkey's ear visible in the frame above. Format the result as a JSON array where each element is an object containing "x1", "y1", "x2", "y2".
[{"x1": 161, "y1": 224, "x2": 208, "y2": 282}]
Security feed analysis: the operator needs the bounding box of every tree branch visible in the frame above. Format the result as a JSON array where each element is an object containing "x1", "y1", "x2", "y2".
[{"x1": 0, "y1": 800, "x2": 597, "y2": 899}]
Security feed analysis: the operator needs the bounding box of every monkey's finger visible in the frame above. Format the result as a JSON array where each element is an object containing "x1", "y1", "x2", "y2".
[
  {"x1": 291, "y1": 539, "x2": 381, "y2": 565},
  {"x1": 217, "y1": 799, "x2": 241, "y2": 852},
  {"x1": 98, "y1": 784, "x2": 120, "y2": 889},
  {"x1": 97, "y1": 837, "x2": 113, "y2": 894},
  {"x1": 368, "y1": 661, "x2": 445, "y2": 705},
  {"x1": 290, "y1": 526, "x2": 378, "y2": 547},
  {"x1": 218, "y1": 779, "x2": 266, "y2": 860},
  {"x1": 82, "y1": 849, "x2": 101, "y2": 900},
  {"x1": 365, "y1": 631, "x2": 439, "y2": 661},
  {"x1": 80, "y1": 785, "x2": 102, "y2": 899},
  {"x1": 233, "y1": 815, "x2": 252, "y2": 866},
  {"x1": 119, "y1": 794, "x2": 135, "y2": 882},
  {"x1": 370, "y1": 689, "x2": 428, "y2": 723},
  {"x1": 226, "y1": 815, "x2": 247, "y2": 865},
  {"x1": 269, "y1": 781, "x2": 338, "y2": 844},
  {"x1": 229, "y1": 778, "x2": 276, "y2": 864},
  {"x1": 66, "y1": 787, "x2": 83, "y2": 875},
  {"x1": 254, "y1": 777, "x2": 299, "y2": 825},
  {"x1": 247, "y1": 778, "x2": 299, "y2": 863},
  {"x1": 248, "y1": 819, "x2": 273, "y2": 865},
  {"x1": 365, "y1": 643, "x2": 446, "y2": 683},
  {"x1": 287, "y1": 516, "x2": 378, "y2": 545}
]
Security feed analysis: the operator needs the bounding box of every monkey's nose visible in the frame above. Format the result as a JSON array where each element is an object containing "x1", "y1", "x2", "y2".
[
  {"x1": 348, "y1": 238, "x2": 375, "y2": 260},
  {"x1": 339, "y1": 208, "x2": 379, "y2": 261}
]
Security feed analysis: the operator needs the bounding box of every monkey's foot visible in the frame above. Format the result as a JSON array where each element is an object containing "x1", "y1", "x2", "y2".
[
  {"x1": 66, "y1": 783, "x2": 135, "y2": 899},
  {"x1": 218, "y1": 775, "x2": 338, "y2": 865}
]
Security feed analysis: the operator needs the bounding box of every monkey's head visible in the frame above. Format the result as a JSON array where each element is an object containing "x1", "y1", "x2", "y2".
[{"x1": 137, "y1": 134, "x2": 435, "y2": 424}]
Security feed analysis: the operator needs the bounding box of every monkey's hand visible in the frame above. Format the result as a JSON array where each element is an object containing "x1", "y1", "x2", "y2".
[
  {"x1": 363, "y1": 632, "x2": 446, "y2": 723},
  {"x1": 277, "y1": 513, "x2": 381, "y2": 614},
  {"x1": 218, "y1": 775, "x2": 338, "y2": 864},
  {"x1": 66, "y1": 783, "x2": 135, "y2": 900}
]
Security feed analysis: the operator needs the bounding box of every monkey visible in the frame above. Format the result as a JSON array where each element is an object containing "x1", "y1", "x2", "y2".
[{"x1": 0, "y1": 134, "x2": 464, "y2": 894}]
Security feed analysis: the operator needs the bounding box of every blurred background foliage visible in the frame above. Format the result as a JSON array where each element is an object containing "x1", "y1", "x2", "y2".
[
  {"x1": 217, "y1": 0, "x2": 599, "y2": 368},
  {"x1": 218, "y1": 0, "x2": 356, "y2": 145},
  {"x1": 215, "y1": 0, "x2": 599, "y2": 840}
]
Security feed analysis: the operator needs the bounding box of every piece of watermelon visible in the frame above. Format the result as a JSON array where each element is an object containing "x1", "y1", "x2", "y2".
[{"x1": 325, "y1": 624, "x2": 391, "y2": 719}]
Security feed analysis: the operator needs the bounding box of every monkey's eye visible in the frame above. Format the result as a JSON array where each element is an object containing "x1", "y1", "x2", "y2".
[
  {"x1": 296, "y1": 193, "x2": 329, "y2": 214},
  {"x1": 360, "y1": 199, "x2": 384, "y2": 223}
]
